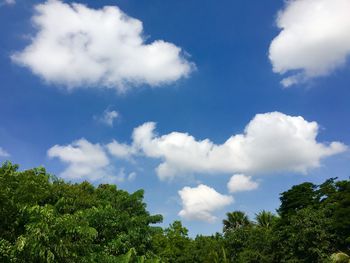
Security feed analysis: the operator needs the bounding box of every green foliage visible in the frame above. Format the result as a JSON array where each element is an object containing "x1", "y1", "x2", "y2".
[
  {"x1": 278, "y1": 182, "x2": 318, "y2": 217},
  {"x1": 114, "y1": 248, "x2": 161, "y2": 263},
  {"x1": 278, "y1": 177, "x2": 350, "y2": 253},
  {"x1": 188, "y1": 234, "x2": 227, "y2": 263},
  {"x1": 223, "y1": 211, "x2": 251, "y2": 233},
  {"x1": 0, "y1": 238, "x2": 14, "y2": 262},
  {"x1": 255, "y1": 210, "x2": 278, "y2": 229},
  {"x1": 1, "y1": 161, "x2": 349, "y2": 262},
  {"x1": 0, "y1": 162, "x2": 162, "y2": 262},
  {"x1": 274, "y1": 207, "x2": 334, "y2": 262},
  {"x1": 222, "y1": 211, "x2": 277, "y2": 262},
  {"x1": 331, "y1": 252, "x2": 350, "y2": 263},
  {"x1": 152, "y1": 221, "x2": 192, "y2": 263},
  {"x1": 322, "y1": 179, "x2": 350, "y2": 250}
]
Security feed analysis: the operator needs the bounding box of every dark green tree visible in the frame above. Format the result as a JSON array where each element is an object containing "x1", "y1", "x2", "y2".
[
  {"x1": 0, "y1": 162, "x2": 163, "y2": 262},
  {"x1": 152, "y1": 221, "x2": 191, "y2": 263},
  {"x1": 255, "y1": 210, "x2": 278, "y2": 229},
  {"x1": 223, "y1": 211, "x2": 251, "y2": 233},
  {"x1": 274, "y1": 207, "x2": 334, "y2": 262},
  {"x1": 278, "y1": 182, "x2": 318, "y2": 218}
]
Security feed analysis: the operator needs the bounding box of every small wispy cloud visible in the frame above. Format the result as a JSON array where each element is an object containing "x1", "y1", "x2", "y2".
[
  {"x1": 113, "y1": 168, "x2": 137, "y2": 183},
  {"x1": 127, "y1": 172, "x2": 137, "y2": 181},
  {"x1": 94, "y1": 109, "x2": 119, "y2": 127},
  {"x1": 0, "y1": 147, "x2": 10, "y2": 158},
  {"x1": 1, "y1": 0, "x2": 15, "y2": 6}
]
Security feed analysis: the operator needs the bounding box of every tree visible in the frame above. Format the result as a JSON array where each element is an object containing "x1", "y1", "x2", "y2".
[
  {"x1": 222, "y1": 211, "x2": 251, "y2": 262},
  {"x1": 152, "y1": 221, "x2": 192, "y2": 263},
  {"x1": 0, "y1": 162, "x2": 163, "y2": 262},
  {"x1": 223, "y1": 211, "x2": 251, "y2": 233},
  {"x1": 255, "y1": 210, "x2": 278, "y2": 229},
  {"x1": 278, "y1": 182, "x2": 318, "y2": 218},
  {"x1": 190, "y1": 234, "x2": 227, "y2": 263},
  {"x1": 321, "y1": 179, "x2": 350, "y2": 251},
  {"x1": 1, "y1": 162, "x2": 349, "y2": 262},
  {"x1": 274, "y1": 207, "x2": 335, "y2": 262}
]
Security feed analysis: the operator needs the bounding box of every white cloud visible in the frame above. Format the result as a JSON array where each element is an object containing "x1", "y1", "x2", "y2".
[
  {"x1": 95, "y1": 109, "x2": 119, "y2": 127},
  {"x1": 269, "y1": 0, "x2": 350, "y2": 87},
  {"x1": 0, "y1": 147, "x2": 10, "y2": 157},
  {"x1": 112, "y1": 168, "x2": 136, "y2": 183},
  {"x1": 227, "y1": 174, "x2": 258, "y2": 193},
  {"x1": 107, "y1": 140, "x2": 135, "y2": 159},
  {"x1": 47, "y1": 138, "x2": 117, "y2": 183},
  {"x1": 128, "y1": 172, "x2": 137, "y2": 181},
  {"x1": 178, "y1": 184, "x2": 233, "y2": 222},
  {"x1": 109, "y1": 112, "x2": 346, "y2": 180},
  {"x1": 48, "y1": 139, "x2": 137, "y2": 183},
  {"x1": 12, "y1": 0, "x2": 193, "y2": 92}
]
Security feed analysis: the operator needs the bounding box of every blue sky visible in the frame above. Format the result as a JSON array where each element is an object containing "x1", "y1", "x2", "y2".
[{"x1": 1, "y1": 0, "x2": 350, "y2": 236}]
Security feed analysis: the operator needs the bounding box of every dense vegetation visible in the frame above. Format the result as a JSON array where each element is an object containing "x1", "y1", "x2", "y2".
[{"x1": 0, "y1": 162, "x2": 349, "y2": 262}]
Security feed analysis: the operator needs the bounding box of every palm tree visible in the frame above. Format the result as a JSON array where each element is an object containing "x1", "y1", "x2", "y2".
[
  {"x1": 255, "y1": 210, "x2": 277, "y2": 228},
  {"x1": 223, "y1": 211, "x2": 250, "y2": 233}
]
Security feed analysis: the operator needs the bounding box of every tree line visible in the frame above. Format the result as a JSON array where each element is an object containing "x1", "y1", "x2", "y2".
[{"x1": 0, "y1": 162, "x2": 349, "y2": 262}]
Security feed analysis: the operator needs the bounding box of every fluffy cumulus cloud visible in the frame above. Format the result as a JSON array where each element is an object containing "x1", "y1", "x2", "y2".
[
  {"x1": 108, "y1": 112, "x2": 346, "y2": 180},
  {"x1": 227, "y1": 174, "x2": 259, "y2": 193},
  {"x1": 95, "y1": 109, "x2": 119, "y2": 127},
  {"x1": 178, "y1": 184, "x2": 233, "y2": 222},
  {"x1": 269, "y1": 0, "x2": 350, "y2": 87},
  {"x1": 12, "y1": 0, "x2": 193, "y2": 92},
  {"x1": 48, "y1": 138, "x2": 116, "y2": 183},
  {"x1": 0, "y1": 147, "x2": 10, "y2": 157}
]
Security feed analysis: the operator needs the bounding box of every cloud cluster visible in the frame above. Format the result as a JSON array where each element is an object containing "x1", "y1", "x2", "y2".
[
  {"x1": 10, "y1": 0, "x2": 348, "y2": 224},
  {"x1": 227, "y1": 174, "x2": 258, "y2": 193},
  {"x1": 178, "y1": 184, "x2": 233, "y2": 222},
  {"x1": 47, "y1": 112, "x2": 346, "y2": 222},
  {"x1": 110, "y1": 112, "x2": 346, "y2": 180},
  {"x1": 0, "y1": 147, "x2": 10, "y2": 157},
  {"x1": 269, "y1": 0, "x2": 350, "y2": 87},
  {"x1": 12, "y1": 0, "x2": 193, "y2": 92}
]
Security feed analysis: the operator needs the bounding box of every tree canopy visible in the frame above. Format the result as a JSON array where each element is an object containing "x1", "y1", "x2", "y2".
[{"x1": 0, "y1": 161, "x2": 349, "y2": 262}]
